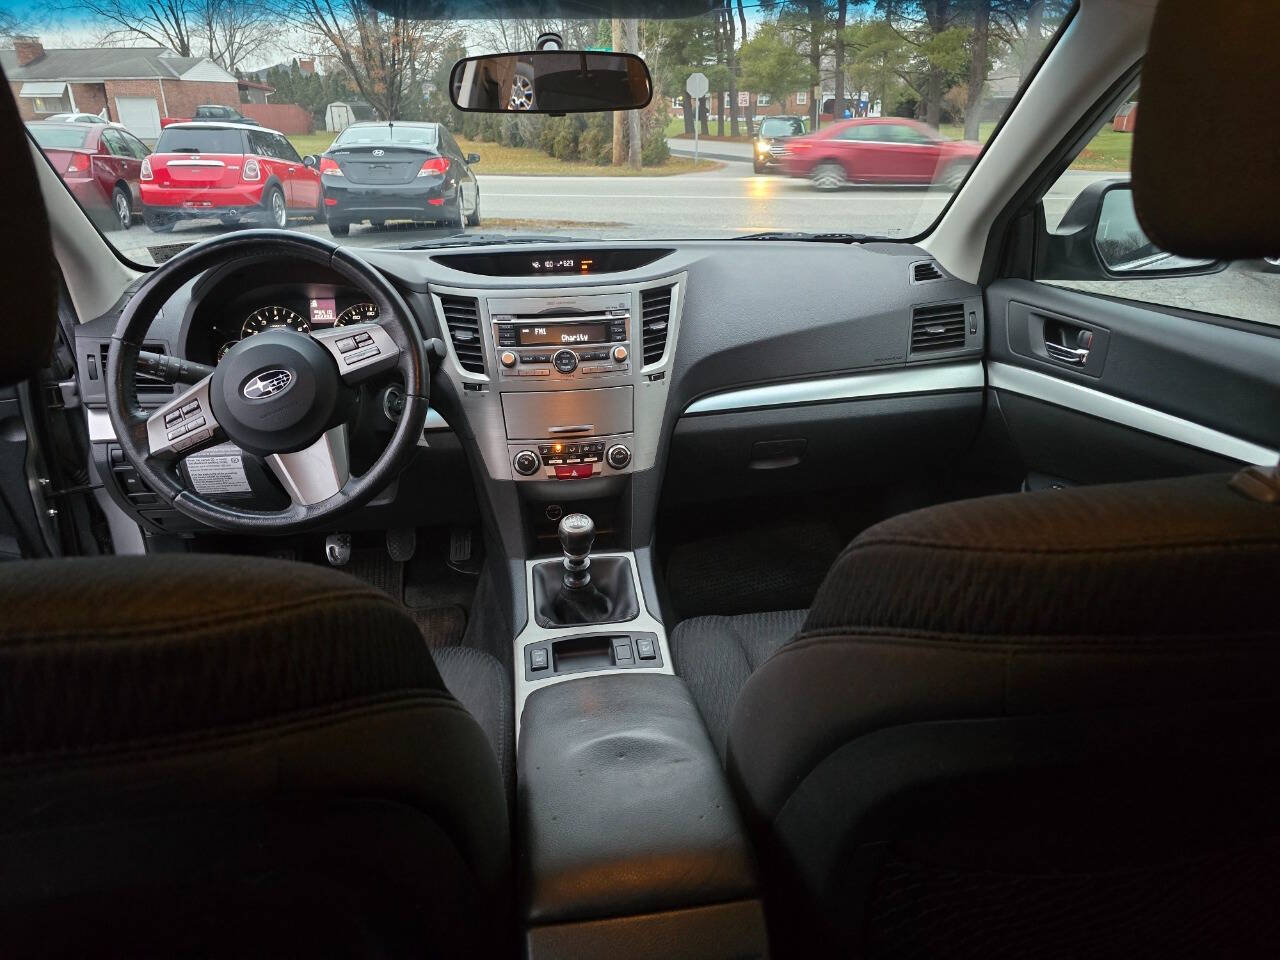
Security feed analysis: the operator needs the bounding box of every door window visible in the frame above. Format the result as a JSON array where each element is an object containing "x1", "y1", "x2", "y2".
[
  {"x1": 100, "y1": 128, "x2": 129, "y2": 156},
  {"x1": 274, "y1": 134, "x2": 301, "y2": 163},
  {"x1": 1035, "y1": 80, "x2": 1280, "y2": 329}
]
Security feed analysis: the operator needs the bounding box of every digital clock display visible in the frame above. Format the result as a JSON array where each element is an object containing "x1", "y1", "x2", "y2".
[{"x1": 530, "y1": 256, "x2": 595, "y2": 274}]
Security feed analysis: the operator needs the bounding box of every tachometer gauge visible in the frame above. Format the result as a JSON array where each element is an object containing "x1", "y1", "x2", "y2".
[
  {"x1": 336, "y1": 302, "x2": 379, "y2": 325},
  {"x1": 216, "y1": 340, "x2": 238, "y2": 362},
  {"x1": 241, "y1": 306, "x2": 310, "y2": 339}
]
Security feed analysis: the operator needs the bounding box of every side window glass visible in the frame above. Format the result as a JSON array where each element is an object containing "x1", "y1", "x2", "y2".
[
  {"x1": 100, "y1": 129, "x2": 125, "y2": 155},
  {"x1": 275, "y1": 135, "x2": 301, "y2": 163},
  {"x1": 249, "y1": 131, "x2": 273, "y2": 157},
  {"x1": 127, "y1": 134, "x2": 151, "y2": 159},
  {"x1": 1034, "y1": 80, "x2": 1280, "y2": 329}
]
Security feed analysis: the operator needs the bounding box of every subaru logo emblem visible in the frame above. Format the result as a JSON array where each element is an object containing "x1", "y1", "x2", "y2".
[
  {"x1": 372, "y1": 148, "x2": 385, "y2": 157},
  {"x1": 242, "y1": 368, "x2": 294, "y2": 400}
]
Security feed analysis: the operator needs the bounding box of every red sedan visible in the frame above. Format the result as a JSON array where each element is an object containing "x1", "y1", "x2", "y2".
[
  {"x1": 781, "y1": 118, "x2": 982, "y2": 191},
  {"x1": 27, "y1": 121, "x2": 150, "y2": 230}
]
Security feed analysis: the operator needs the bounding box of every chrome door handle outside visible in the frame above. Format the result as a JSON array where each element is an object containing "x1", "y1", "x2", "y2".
[{"x1": 1045, "y1": 342, "x2": 1089, "y2": 365}]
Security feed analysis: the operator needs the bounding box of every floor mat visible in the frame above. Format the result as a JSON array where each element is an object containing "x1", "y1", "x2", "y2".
[
  {"x1": 342, "y1": 548, "x2": 467, "y2": 648},
  {"x1": 664, "y1": 519, "x2": 845, "y2": 620}
]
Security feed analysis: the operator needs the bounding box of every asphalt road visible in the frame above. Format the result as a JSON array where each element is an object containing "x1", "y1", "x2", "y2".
[{"x1": 106, "y1": 166, "x2": 1278, "y2": 327}]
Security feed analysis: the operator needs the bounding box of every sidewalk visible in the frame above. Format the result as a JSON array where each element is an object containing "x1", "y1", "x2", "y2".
[{"x1": 665, "y1": 137, "x2": 753, "y2": 164}]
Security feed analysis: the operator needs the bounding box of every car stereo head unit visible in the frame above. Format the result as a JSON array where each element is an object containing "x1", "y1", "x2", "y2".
[{"x1": 489, "y1": 293, "x2": 631, "y2": 380}]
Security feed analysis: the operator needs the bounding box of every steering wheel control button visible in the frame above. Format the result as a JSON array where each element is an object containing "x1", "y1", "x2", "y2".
[
  {"x1": 164, "y1": 410, "x2": 182, "y2": 425},
  {"x1": 335, "y1": 336, "x2": 358, "y2": 353},
  {"x1": 513, "y1": 450, "x2": 540, "y2": 476},
  {"x1": 612, "y1": 345, "x2": 629, "y2": 363},
  {"x1": 343, "y1": 345, "x2": 381, "y2": 365},
  {"x1": 606, "y1": 443, "x2": 632, "y2": 470},
  {"x1": 500, "y1": 350, "x2": 518, "y2": 368},
  {"x1": 552, "y1": 349, "x2": 578, "y2": 373}
]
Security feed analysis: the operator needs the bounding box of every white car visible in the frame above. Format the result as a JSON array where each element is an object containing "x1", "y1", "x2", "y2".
[{"x1": 45, "y1": 112, "x2": 118, "y2": 126}]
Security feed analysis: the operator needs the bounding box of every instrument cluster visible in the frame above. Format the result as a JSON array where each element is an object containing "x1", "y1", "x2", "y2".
[{"x1": 194, "y1": 286, "x2": 381, "y2": 365}]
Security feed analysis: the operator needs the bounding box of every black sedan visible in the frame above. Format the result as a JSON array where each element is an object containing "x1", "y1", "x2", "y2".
[{"x1": 319, "y1": 121, "x2": 481, "y2": 236}]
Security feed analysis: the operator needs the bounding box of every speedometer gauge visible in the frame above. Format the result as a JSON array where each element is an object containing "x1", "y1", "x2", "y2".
[
  {"x1": 241, "y1": 306, "x2": 310, "y2": 339},
  {"x1": 336, "y1": 302, "x2": 379, "y2": 325}
]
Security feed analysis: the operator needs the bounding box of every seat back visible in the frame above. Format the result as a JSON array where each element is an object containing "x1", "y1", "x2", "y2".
[
  {"x1": 0, "y1": 555, "x2": 510, "y2": 957},
  {"x1": 726, "y1": 475, "x2": 1280, "y2": 956}
]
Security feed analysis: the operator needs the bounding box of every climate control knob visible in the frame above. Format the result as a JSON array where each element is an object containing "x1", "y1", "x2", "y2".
[
  {"x1": 606, "y1": 443, "x2": 632, "y2": 470},
  {"x1": 500, "y1": 350, "x2": 518, "y2": 368},
  {"x1": 553, "y1": 349, "x2": 578, "y2": 373},
  {"x1": 612, "y1": 345, "x2": 629, "y2": 363},
  {"x1": 513, "y1": 449, "x2": 540, "y2": 476}
]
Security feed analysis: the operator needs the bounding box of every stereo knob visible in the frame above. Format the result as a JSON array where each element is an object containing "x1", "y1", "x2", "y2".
[
  {"x1": 606, "y1": 443, "x2": 632, "y2": 470},
  {"x1": 553, "y1": 349, "x2": 578, "y2": 373},
  {"x1": 612, "y1": 345, "x2": 628, "y2": 363},
  {"x1": 500, "y1": 350, "x2": 518, "y2": 368},
  {"x1": 513, "y1": 450, "x2": 540, "y2": 476}
]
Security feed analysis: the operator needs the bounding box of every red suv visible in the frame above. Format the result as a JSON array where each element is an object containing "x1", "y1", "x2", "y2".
[
  {"x1": 781, "y1": 118, "x2": 981, "y2": 191},
  {"x1": 140, "y1": 123, "x2": 322, "y2": 232}
]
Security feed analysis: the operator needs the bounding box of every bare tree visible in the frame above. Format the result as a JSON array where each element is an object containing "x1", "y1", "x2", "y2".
[
  {"x1": 76, "y1": 0, "x2": 196, "y2": 55},
  {"x1": 624, "y1": 18, "x2": 642, "y2": 168},
  {"x1": 200, "y1": 1, "x2": 281, "y2": 72},
  {"x1": 280, "y1": 0, "x2": 460, "y2": 119},
  {"x1": 963, "y1": 0, "x2": 990, "y2": 139}
]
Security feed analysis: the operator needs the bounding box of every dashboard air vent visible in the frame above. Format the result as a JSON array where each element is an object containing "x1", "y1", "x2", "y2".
[
  {"x1": 640, "y1": 285, "x2": 673, "y2": 365},
  {"x1": 99, "y1": 342, "x2": 172, "y2": 395},
  {"x1": 912, "y1": 260, "x2": 944, "y2": 282},
  {"x1": 910, "y1": 303, "x2": 967, "y2": 353},
  {"x1": 438, "y1": 295, "x2": 486, "y2": 374}
]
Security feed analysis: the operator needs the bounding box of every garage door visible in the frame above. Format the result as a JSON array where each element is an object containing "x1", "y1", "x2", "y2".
[{"x1": 115, "y1": 97, "x2": 161, "y2": 141}]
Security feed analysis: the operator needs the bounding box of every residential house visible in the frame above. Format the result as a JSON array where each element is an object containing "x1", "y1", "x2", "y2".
[{"x1": 3, "y1": 37, "x2": 239, "y2": 140}]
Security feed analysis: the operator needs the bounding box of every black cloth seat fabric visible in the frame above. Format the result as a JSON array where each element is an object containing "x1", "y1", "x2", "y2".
[
  {"x1": 433, "y1": 644, "x2": 513, "y2": 793},
  {"x1": 676, "y1": 474, "x2": 1280, "y2": 957},
  {"x1": 0, "y1": 554, "x2": 512, "y2": 958},
  {"x1": 672, "y1": 609, "x2": 806, "y2": 760}
]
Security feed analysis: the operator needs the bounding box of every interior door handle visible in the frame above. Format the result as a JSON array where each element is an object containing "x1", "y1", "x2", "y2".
[{"x1": 1044, "y1": 342, "x2": 1089, "y2": 365}]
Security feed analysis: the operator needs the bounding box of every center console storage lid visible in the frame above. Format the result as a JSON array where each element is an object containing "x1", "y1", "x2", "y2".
[{"x1": 518, "y1": 673, "x2": 758, "y2": 924}]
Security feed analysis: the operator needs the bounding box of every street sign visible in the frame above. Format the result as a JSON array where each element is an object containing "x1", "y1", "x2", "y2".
[{"x1": 686, "y1": 73, "x2": 708, "y2": 167}]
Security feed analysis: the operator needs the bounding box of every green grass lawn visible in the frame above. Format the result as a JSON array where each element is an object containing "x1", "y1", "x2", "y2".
[
  {"x1": 939, "y1": 120, "x2": 1131, "y2": 171},
  {"x1": 288, "y1": 130, "x2": 716, "y2": 176}
]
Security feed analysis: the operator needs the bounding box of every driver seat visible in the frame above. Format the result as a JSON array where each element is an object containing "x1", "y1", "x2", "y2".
[{"x1": 0, "y1": 67, "x2": 512, "y2": 957}]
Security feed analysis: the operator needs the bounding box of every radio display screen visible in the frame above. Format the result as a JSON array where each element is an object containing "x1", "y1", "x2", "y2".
[{"x1": 517, "y1": 322, "x2": 609, "y2": 346}]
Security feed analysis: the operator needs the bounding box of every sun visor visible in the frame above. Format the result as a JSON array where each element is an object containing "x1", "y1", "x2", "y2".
[
  {"x1": 1132, "y1": 0, "x2": 1280, "y2": 260},
  {"x1": 0, "y1": 65, "x2": 57, "y2": 387},
  {"x1": 365, "y1": 0, "x2": 716, "y2": 18}
]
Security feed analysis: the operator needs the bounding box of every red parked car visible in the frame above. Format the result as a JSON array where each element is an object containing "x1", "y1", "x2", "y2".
[
  {"x1": 141, "y1": 122, "x2": 323, "y2": 232},
  {"x1": 26, "y1": 121, "x2": 150, "y2": 230},
  {"x1": 781, "y1": 117, "x2": 982, "y2": 191}
]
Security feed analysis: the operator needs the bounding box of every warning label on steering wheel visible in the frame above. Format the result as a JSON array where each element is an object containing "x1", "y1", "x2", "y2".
[{"x1": 185, "y1": 443, "x2": 252, "y2": 494}]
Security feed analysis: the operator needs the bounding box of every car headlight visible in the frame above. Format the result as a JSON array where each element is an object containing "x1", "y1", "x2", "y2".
[{"x1": 756, "y1": 141, "x2": 769, "y2": 154}]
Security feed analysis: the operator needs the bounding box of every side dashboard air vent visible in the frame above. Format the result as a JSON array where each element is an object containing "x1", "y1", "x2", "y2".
[
  {"x1": 437, "y1": 295, "x2": 486, "y2": 374},
  {"x1": 99, "y1": 342, "x2": 172, "y2": 394},
  {"x1": 910, "y1": 303, "x2": 967, "y2": 353},
  {"x1": 911, "y1": 260, "x2": 944, "y2": 282},
  {"x1": 640, "y1": 285, "x2": 673, "y2": 365}
]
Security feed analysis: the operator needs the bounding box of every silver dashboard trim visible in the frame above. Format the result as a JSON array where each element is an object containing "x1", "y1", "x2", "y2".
[
  {"x1": 86, "y1": 406, "x2": 450, "y2": 443},
  {"x1": 988, "y1": 361, "x2": 1278, "y2": 466},
  {"x1": 682, "y1": 360, "x2": 985, "y2": 415}
]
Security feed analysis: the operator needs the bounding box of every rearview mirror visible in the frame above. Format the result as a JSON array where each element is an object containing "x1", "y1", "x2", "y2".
[{"x1": 450, "y1": 51, "x2": 652, "y2": 114}]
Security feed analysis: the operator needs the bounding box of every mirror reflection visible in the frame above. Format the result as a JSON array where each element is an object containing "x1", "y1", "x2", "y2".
[
  {"x1": 1095, "y1": 188, "x2": 1216, "y2": 273},
  {"x1": 450, "y1": 51, "x2": 652, "y2": 114}
]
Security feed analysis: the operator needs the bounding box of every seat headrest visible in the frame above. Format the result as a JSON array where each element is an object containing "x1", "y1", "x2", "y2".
[
  {"x1": 0, "y1": 65, "x2": 57, "y2": 387},
  {"x1": 1132, "y1": 0, "x2": 1280, "y2": 260}
]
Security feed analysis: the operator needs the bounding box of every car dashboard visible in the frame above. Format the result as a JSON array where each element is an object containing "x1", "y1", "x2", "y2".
[{"x1": 76, "y1": 239, "x2": 986, "y2": 543}]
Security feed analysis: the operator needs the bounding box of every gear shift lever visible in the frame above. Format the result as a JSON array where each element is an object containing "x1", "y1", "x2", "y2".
[{"x1": 558, "y1": 513, "x2": 595, "y2": 590}]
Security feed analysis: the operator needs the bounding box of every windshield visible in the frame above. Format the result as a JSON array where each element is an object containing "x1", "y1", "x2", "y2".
[
  {"x1": 758, "y1": 118, "x2": 806, "y2": 139},
  {"x1": 334, "y1": 124, "x2": 438, "y2": 147},
  {"x1": 27, "y1": 125, "x2": 93, "y2": 150},
  {"x1": 14, "y1": 4, "x2": 1069, "y2": 264}
]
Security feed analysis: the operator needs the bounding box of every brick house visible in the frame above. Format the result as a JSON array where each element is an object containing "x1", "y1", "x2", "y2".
[{"x1": 2, "y1": 37, "x2": 239, "y2": 141}]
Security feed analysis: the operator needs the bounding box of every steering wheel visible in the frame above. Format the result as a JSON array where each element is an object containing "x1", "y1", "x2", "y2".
[{"x1": 106, "y1": 230, "x2": 429, "y2": 533}]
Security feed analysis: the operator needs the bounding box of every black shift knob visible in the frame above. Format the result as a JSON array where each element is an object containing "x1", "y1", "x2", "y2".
[{"x1": 558, "y1": 513, "x2": 595, "y2": 560}]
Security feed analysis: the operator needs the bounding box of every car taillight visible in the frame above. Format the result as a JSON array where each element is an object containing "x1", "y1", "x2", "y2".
[
  {"x1": 417, "y1": 156, "x2": 450, "y2": 178},
  {"x1": 140, "y1": 156, "x2": 153, "y2": 181},
  {"x1": 319, "y1": 156, "x2": 342, "y2": 176},
  {"x1": 242, "y1": 157, "x2": 261, "y2": 182},
  {"x1": 65, "y1": 152, "x2": 89, "y2": 175}
]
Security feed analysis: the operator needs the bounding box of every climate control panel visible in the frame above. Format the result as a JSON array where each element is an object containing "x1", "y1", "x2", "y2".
[{"x1": 509, "y1": 436, "x2": 633, "y2": 481}]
